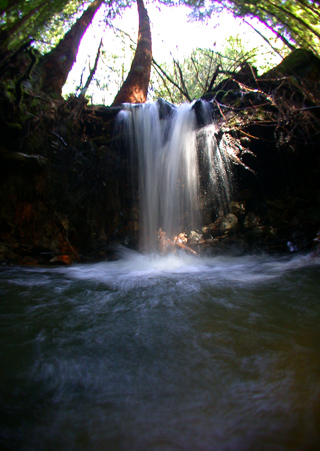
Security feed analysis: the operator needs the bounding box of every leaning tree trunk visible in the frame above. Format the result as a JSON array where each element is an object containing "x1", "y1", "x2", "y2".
[
  {"x1": 39, "y1": 0, "x2": 103, "y2": 97},
  {"x1": 112, "y1": 0, "x2": 152, "y2": 105}
]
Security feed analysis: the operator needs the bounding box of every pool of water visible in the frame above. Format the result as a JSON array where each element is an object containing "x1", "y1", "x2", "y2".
[{"x1": 1, "y1": 250, "x2": 320, "y2": 450}]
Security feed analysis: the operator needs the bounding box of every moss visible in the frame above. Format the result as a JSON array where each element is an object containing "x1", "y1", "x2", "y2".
[
  {"x1": 213, "y1": 90, "x2": 226, "y2": 102},
  {"x1": 263, "y1": 49, "x2": 320, "y2": 81}
]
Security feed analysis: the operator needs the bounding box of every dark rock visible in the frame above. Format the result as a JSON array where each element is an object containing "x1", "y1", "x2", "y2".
[
  {"x1": 210, "y1": 213, "x2": 240, "y2": 237},
  {"x1": 229, "y1": 200, "x2": 246, "y2": 217},
  {"x1": 244, "y1": 212, "x2": 260, "y2": 229},
  {"x1": 221, "y1": 213, "x2": 239, "y2": 235},
  {"x1": 156, "y1": 98, "x2": 176, "y2": 119}
]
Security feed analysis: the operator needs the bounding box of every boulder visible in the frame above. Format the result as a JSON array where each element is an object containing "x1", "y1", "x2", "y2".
[
  {"x1": 244, "y1": 212, "x2": 261, "y2": 229},
  {"x1": 220, "y1": 213, "x2": 239, "y2": 235}
]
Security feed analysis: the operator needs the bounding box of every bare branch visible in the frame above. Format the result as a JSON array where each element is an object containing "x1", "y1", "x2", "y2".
[
  {"x1": 71, "y1": 38, "x2": 103, "y2": 119},
  {"x1": 80, "y1": 38, "x2": 103, "y2": 98},
  {"x1": 152, "y1": 58, "x2": 191, "y2": 102},
  {"x1": 207, "y1": 65, "x2": 221, "y2": 92},
  {"x1": 241, "y1": 18, "x2": 284, "y2": 58},
  {"x1": 152, "y1": 64, "x2": 176, "y2": 103},
  {"x1": 173, "y1": 58, "x2": 191, "y2": 101},
  {"x1": 190, "y1": 56, "x2": 205, "y2": 91}
]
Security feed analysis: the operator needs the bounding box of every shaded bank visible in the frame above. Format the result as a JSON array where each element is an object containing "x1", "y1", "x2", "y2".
[{"x1": 0, "y1": 49, "x2": 320, "y2": 264}]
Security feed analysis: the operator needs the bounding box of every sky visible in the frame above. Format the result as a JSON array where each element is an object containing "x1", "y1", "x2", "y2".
[{"x1": 62, "y1": 2, "x2": 286, "y2": 105}]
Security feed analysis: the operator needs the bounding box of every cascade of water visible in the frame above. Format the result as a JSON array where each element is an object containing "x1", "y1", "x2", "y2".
[
  {"x1": 197, "y1": 101, "x2": 234, "y2": 214},
  {"x1": 115, "y1": 99, "x2": 234, "y2": 252}
]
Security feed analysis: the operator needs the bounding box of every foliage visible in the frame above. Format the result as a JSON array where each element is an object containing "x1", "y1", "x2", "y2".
[
  {"x1": 1, "y1": 0, "x2": 319, "y2": 104},
  {"x1": 150, "y1": 34, "x2": 289, "y2": 103},
  {"x1": 180, "y1": 0, "x2": 320, "y2": 54},
  {"x1": 0, "y1": 0, "x2": 79, "y2": 50},
  {"x1": 0, "y1": 0, "x2": 132, "y2": 53}
]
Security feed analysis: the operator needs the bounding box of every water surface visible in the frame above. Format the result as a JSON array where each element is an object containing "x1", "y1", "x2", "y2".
[{"x1": 1, "y1": 250, "x2": 320, "y2": 450}]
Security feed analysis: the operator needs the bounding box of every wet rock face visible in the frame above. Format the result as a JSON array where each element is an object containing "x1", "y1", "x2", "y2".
[
  {"x1": 220, "y1": 213, "x2": 239, "y2": 235},
  {"x1": 229, "y1": 201, "x2": 245, "y2": 217},
  {"x1": 197, "y1": 177, "x2": 320, "y2": 254}
]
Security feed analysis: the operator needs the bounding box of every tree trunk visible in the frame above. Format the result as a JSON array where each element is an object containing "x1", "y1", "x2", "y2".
[
  {"x1": 111, "y1": 0, "x2": 152, "y2": 106},
  {"x1": 40, "y1": 0, "x2": 103, "y2": 97}
]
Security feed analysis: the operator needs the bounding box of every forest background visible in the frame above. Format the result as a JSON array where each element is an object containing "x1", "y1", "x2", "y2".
[{"x1": 1, "y1": 0, "x2": 320, "y2": 106}]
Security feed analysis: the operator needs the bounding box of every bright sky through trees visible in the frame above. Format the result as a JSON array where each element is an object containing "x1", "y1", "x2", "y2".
[{"x1": 62, "y1": 2, "x2": 285, "y2": 105}]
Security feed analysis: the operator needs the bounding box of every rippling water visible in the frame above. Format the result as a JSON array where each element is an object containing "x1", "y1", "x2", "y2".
[{"x1": 1, "y1": 250, "x2": 320, "y2": 450}]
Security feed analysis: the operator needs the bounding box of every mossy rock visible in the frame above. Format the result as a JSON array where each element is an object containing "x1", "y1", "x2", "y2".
[{"x1": 262, "y1": 49, "x2": 320, "y2": 81}]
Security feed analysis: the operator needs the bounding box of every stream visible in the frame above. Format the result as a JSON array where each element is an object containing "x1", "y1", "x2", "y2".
[{"x1": 1, "y1": 250, "x2": 320, "y2": 450}]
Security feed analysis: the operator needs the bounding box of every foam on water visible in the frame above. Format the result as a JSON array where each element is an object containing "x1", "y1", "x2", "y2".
[{"x1": 7, "y1": 249, "x2": 317, "y2": 293}]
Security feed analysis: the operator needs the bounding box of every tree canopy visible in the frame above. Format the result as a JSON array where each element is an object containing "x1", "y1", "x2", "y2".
[
  {"x1": 1, "y1": 0, "x2": 319, "y2": 56},
  {"x1": 0, "y1": 0, "x2": 319, "y2": 104},
  {"x1": 182, "y1": 0, "x2": 320, "y2": 54},
  {"x1": 150, "y1": 34, "x2": 284, "y2": 103},
  {"x1": 0, "y1": 0, "x2": 131, "y2": 53}
]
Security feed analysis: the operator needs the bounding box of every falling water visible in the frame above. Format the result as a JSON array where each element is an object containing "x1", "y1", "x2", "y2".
[
  {"x1": 116, "y1": 99, "x2": 234, "y2": 251},
  {"x1": 197, "y1": 100, "x2": 234, "y2": 213}
]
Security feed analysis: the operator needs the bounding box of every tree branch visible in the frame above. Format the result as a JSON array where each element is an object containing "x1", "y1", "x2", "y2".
[
  {"x1": 207, "y1": 64, "x2": 221, "y2": 92},
  {"x1": 173, "y1": 58, "x2": 191, "y2": 101},
  {"x1": 152, "y1": 58, "x2": 191, "y2": 102},
  {"x1": 241, "y1": 17, "x2": 284, "y2": 58},
  {"x1": 71, "y1": 38, "x2": 103, "y2": 119},
  {"x1": 152, "y1": 64, "x2": 176, "y2": 103}
]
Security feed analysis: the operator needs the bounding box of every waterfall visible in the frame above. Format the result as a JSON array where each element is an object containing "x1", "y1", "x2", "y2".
[
  {"x1": 115, "y1": 99, "x2": 234, "y2": 252},
  {"x1": 197, "y1": 101, "x2": 234, "y2": 215}
]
